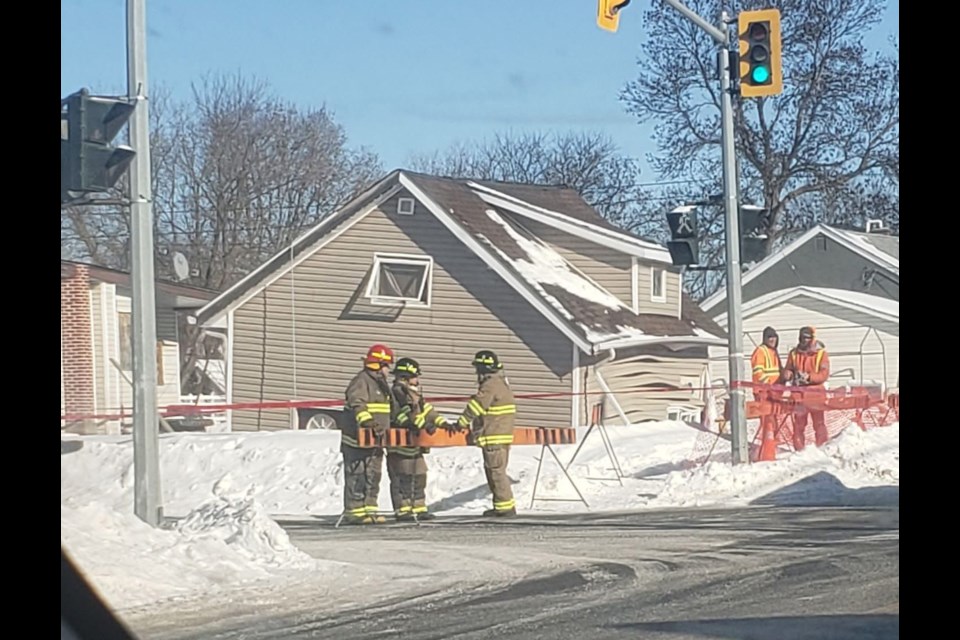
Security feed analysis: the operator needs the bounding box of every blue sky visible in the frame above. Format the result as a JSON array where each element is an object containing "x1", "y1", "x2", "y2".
[{"x1": 61, "y1": 0, "x2": 899, "y2": 180}]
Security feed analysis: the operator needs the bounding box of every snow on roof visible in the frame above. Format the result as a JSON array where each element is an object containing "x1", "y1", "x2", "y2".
[
  {"x1": 483, "y1": 209, "x2": 626, "y2": 310},
  {"x1": 479, "y1": 209, "x2": 725, "y2": 347},
  {"x1": 830, "y1": 228, "x2": 900, "y2": 274}
]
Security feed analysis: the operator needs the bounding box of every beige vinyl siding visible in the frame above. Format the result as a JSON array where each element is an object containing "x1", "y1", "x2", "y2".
[
  {"x1": 710, "y1": 298, "x2": 899, "y2": 391},
  {"x1": 636, "y1": 264, "x2": 681, "y2": 316},
  {"x1": 517, "y1": 218, "x2": 633, "y2": 307},
  {"x1": 90, "y1": 283, "x2": 123, "y2": 430},
  {"x1": 231, "y1": 192, "x2": 575, "y2": 431},
  {"x1": 584, "y1": 346, "x2": 709, "y2": 424},
  {"x1": 114, "y1": 293, "x2": 184, "y2": 413}
]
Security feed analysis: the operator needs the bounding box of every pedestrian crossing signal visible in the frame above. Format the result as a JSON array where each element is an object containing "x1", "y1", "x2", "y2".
[
  {"x1": 738, "y1": 9, "x2": 783, "y2": 98},
  {"x1": 666, "y1": 206, "x2": 699, "y2": 266}
]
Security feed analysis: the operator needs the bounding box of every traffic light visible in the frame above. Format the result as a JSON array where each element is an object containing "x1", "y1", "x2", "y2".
[
  {"x1": 597, "y1": 0, "x2": 631, "y2": 33},
  {"x1": 61, "y1": 88, "x2": 136, "y2": 201},
  {"x1": 737, "y1": 8, "x2": 783, "y2": 98},
  {"x1": 739, "y1": 204, "x2": 770, "y2": 263},
  {"x1": 665, "y1": 205, "x2": 699, "y2": 266}
]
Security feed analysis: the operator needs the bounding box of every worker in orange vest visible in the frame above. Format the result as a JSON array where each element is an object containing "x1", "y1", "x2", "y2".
[
  {"x1": 782, "y1": 326, "x2": 831, "y2": 450},
  {"x1": 751, "y1": 326, "x2": 783, "y2": 387},
  {"x1": 750, "y1": 327, "x2": 783, "y2": 460}
]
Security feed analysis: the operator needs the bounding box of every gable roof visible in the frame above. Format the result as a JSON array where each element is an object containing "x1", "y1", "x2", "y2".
[
  {"x1": 195, "y1": 170, "x2": 726, "y2": 353},
  {"x1": 700, "y1": 223, "x2": 900, "y2": 312},
  {"x1": 713, "y1": 286, "x2": 899, "y2": 327}
]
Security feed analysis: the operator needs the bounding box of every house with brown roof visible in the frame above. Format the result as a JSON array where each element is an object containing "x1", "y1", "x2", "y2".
[
  {"x1": 193, "y1": 169, "x2": 727, "y2": 431},
  {"x1": 60, "y1": 260, "x2": 217, "y2": 433}
]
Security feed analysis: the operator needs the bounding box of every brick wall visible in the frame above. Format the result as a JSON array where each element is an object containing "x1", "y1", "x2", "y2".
[{"x1": 61, "y1": 265, "x2": 95, "y2": 418}]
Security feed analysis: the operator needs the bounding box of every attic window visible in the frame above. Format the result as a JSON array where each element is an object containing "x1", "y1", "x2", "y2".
[
  {"x1": 365, "y1": 254, "x2": 433, "y2": 306},
  {"x1": 397, "y1": 198, "x2": 415, "y2": 216},
  {"x1": 816, "y1": 236, "x2": 828, "y2": 252}
]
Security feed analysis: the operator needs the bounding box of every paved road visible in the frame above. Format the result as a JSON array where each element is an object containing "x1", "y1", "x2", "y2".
[{"x1": 130, "y1": 506, "x2": 899, "y2": 640}]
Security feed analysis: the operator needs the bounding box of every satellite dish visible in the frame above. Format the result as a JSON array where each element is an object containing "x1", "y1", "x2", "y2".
[{"x1": 172, "y1": 252, "x2": 190, "y2": 281}]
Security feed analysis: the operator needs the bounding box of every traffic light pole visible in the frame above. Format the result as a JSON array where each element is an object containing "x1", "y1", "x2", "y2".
[
  {"x1": 127, "y1": 0, "x2": 162, "y2": 524},
  {"x1": 718, "y1": 28, "x2": 749, "y2": 465},
  {"x1": 661, "y1": 0, "x2": 749, "y2": 464}
]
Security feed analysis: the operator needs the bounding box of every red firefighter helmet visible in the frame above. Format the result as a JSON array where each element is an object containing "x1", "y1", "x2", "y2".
[{"x1": 363, "y1": 344, "x2": 395, "y2": 370}]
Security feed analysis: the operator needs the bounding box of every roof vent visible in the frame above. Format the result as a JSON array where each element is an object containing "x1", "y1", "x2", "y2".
[
  {"x1": 397, "y1": 197, "x2": 415, "y2": 216},
  {"x1": 865, "y1": 219, "x2": 890, "y2": 234}
]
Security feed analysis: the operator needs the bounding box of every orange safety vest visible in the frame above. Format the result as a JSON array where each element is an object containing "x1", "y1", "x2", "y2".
[
  {"x1": 786, "y1": 345, "x2": 830, "y2": 386},
  {"x1": 751, "y1": 344, "x2": 782, "y2": 384}
]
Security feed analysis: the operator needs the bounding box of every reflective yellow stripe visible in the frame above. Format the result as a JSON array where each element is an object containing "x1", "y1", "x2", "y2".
[
  {"x1": 348, "y1": 507, "x2": 367, "y2": 516},
  {"x1": 412, "y1": 506, "x2": 428, "y2": 514},
  {"x1": 476, "y1": 434, "x2": 514, "y2": 446},
  {"x1": 367, "y1": 403, "x2": 391, "y2": 414},
  {"x1": 815, "y1": 350, "x2": 824, "y2": 371},
  {"x1": 396, "y1": 408, "x2": 411, "y2": 425},
  {"x1": 468, "y1": 399, "x2": 486, "y2": 415},
  {"x1": 397, "y1": 506, "x2": 413, "y2": 514},
  {"x1": 341, "y1": 434, "x2": 360, "y2": 447},
  {"x1": 487, "y1": 404, "x2": 516, "y2": 415},
  {"x1": 364, "y1": 505, "x2": 380, "y2": 514},
  {"x1": 355, "y1": 410, "x2": 373, "y2": 423},
  {"x1": 414, "y1": 414, "x2": 426, "y2": 428},
  {"x1": 493, "y1": 499, "x2": 515, "y2": 510}
]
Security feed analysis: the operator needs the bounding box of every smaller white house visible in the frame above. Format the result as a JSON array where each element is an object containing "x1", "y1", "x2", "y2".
[
  {"x1": 710, "y1": 286, "x2": 899, "y2": 390},
  {"x1": 60, "y1": 261, "x2": 217, "y2": 433},
  {"x1": 703, "y1": 222, "x2": 899, "y2": 392}
]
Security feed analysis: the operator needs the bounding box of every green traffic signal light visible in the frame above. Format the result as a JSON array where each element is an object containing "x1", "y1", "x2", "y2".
[
  {"x1": 738, "y1": 9, "x2": 783, "y2": 98},
  {"x1": 751, "y1": 66, "x2": 770, "y2": 83}
]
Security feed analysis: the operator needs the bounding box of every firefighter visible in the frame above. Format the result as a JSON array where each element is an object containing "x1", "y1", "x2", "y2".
[
  {"x1": 341, "y1": 344, "x2": 395, "y2": 525},
  {"x1": 387, "y1": 357, "x2": 449, "y2": 522},
  {"x1": 782, "y1": 326, "x2": 831, "y2": 450},
  {"x1": 750, "y1": 326, "x2": 783, "y2": 460},
  {"x1": 456, "y1": 350, "x2": 517, "y2": 517}
]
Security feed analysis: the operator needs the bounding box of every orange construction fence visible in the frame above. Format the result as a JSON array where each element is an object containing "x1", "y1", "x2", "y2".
[{"x1": 716, "y1": 382, "x2": 899, "y2": 463}]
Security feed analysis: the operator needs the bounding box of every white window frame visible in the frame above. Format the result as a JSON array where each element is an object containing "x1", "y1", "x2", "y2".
[
  {"x1": 364, "y1": 253, "x2": 433, "y2": 307},
  {"x1": 397, "y1": 197, "x2": 415, "y2": 216},
  {"x1": 650, "y1": 266, "x2": 667, "y2": 303}
]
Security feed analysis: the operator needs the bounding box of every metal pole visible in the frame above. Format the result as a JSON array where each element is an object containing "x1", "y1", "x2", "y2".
[
  {"x1": 718, "y1": 18, "x2": 749, "y2": 465},
  {"x1": 128, "y1": 0, "x2": 162, "y2": 524},
  {"x1": 663, "y1": 0, "x2": 726, "y2": 43},
  {"x1": 624, "y1": 0, "x2": 748, "y2": 464}
]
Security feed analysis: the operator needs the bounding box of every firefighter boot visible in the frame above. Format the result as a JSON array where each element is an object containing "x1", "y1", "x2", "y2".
[{"x1": 343, "y1": 514, "x2": 375, "y2": 525}]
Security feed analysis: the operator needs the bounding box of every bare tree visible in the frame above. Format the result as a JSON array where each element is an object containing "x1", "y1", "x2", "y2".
[
  {"x1": 61, "y1": 74, "x2": 383, "y2": 394},
  {"x1": 410, "y1": 131, "x2": 653, "y2": 231},
  {"x1": 60, "y1": 74, "x2": 383, "y2": 288},
  {"x1": 620, "y1": 0, "x2": 899, "y2": 298},
  {"x1": 154, "y1": 73, "x2": 383, "y2": 290}
]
